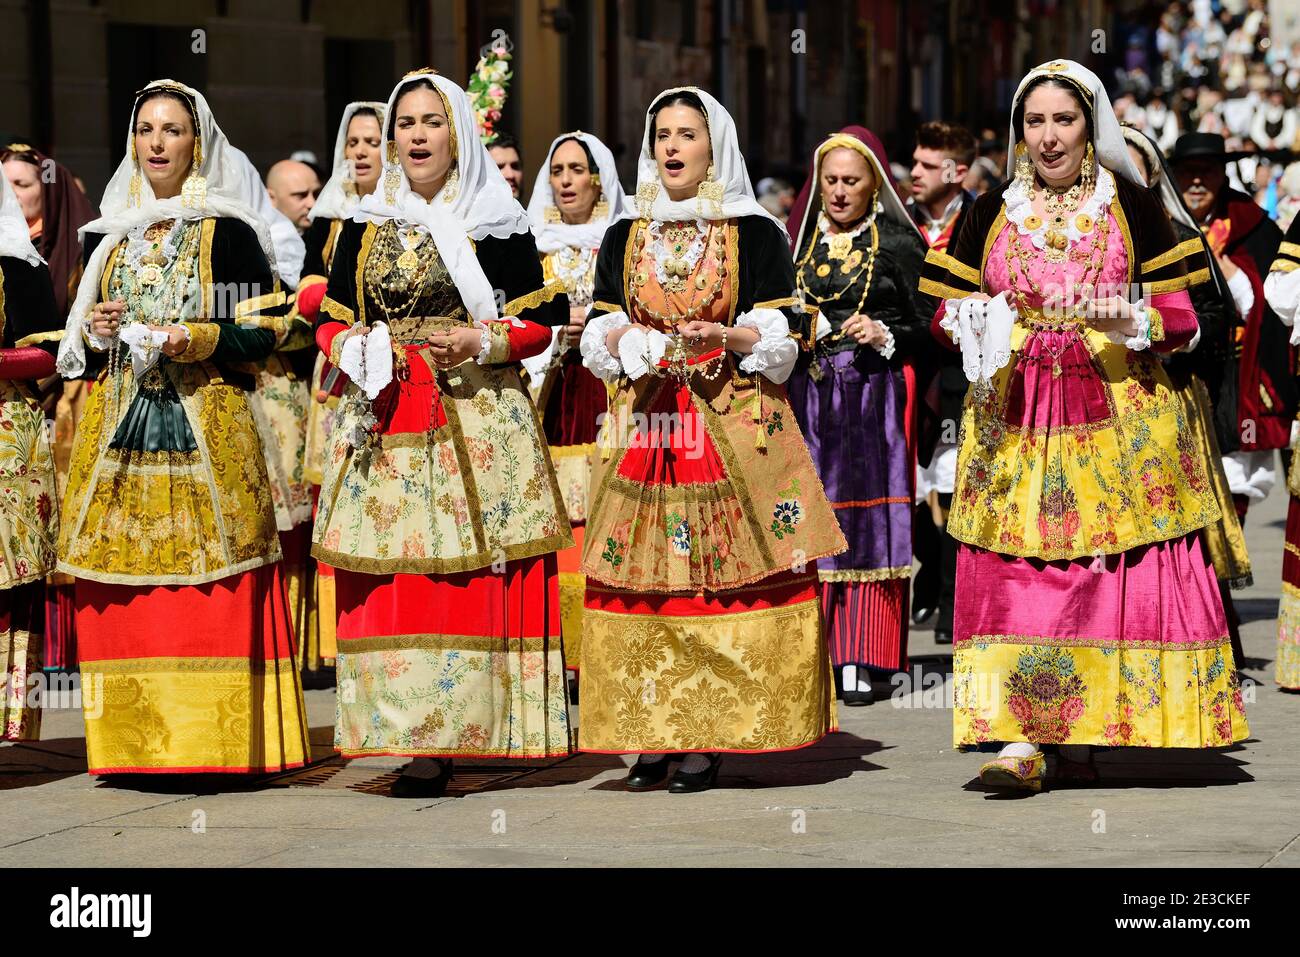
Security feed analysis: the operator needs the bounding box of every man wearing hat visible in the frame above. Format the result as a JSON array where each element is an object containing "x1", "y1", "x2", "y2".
[{"x1": 1172, "y1": 131, "x2": 1293, "y2": 520}]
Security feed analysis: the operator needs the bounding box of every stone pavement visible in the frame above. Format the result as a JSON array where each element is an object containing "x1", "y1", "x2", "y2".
[{"x1": 4, "y1": 488, "x2": 1298, "y2": 868}]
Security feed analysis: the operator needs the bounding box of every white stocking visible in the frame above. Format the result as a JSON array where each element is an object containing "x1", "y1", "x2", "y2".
[{"x1": 997, "y1": 742, "x2": 1039, "y2": 759}]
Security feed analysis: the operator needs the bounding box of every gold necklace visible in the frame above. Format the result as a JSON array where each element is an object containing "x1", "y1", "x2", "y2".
[
  {"x1": 1037, "y1": 178, "x2": 1084, "y2": 262},
  {"x1": 630, "y1": 221, "x2": 725, "y2": 324}
]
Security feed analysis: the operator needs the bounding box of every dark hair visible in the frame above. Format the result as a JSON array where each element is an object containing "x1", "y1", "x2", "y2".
[
  {"x1": 915, "y1": 121, "x2": 977, "y2": 168},
  {"x1": 490, "y1": 132, "x2": 520, "y2": 155},
  {"x1": 133, "y1": 89, "x2": 198, "y2": 131},
  {"x1": 386, "y1": 77, "x2": 438, "y2": 139},
  {"x1": 647, "y1": 90, "x2": 708, "y2": 154},
  {"x1": 0, "y1": 144, "x2": 39, "y2": 167},
  {"x1": 349, "y1": 106, "x2": 381, "y2": 126},
  {"x1": 550, "y1": 135, "x2": 597, "y2": 173},
  {"x1": 1012, "y1": 76, "x2": 1094, "y2": 142}
]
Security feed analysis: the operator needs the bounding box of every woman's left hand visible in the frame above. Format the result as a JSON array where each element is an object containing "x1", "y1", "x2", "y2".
[
  {"x1": 679, "y1": 320, "x2": 725, "y2": 352},
  {"x1": 1083, "y1": 296, "x2": 1139, "y2": 337},
  {"x1": 429, "y1": 326, "x2": 483, "y2": 368},
  {"x1": 148, "y1": 324, "x2": 192, "y2": 357}
]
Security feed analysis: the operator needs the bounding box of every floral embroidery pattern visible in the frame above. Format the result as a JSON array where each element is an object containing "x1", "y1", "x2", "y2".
[
  {"x1": 1005, "y1": 647, "x2": 1087, "y2": 744},
  {"x1": 769, "y1": 477, "x2": 804, "y2": 540},
  {"x1": 335, "y1": 645, "x2": 571, "y2": 758}
]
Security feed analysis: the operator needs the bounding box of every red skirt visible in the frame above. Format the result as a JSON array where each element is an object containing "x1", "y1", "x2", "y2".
[
  {"x1": 332, "y1": 554, "x2": 572, "y2": 759},
  {"x1": 75, "y1": 563, "x2": 310, "y2": 774}
]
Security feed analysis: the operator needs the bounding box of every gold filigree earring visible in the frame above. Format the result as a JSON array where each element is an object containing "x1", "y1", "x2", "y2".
[
  {"x1": 442, "y1": 164, "x2": 460, "y2": 203},
  {"x1": 590, "y1": 173, "x2": 601, "y2": 189},
  {"x1": 545, "y1": 204, "x2": 562, "y2": 223},
  {"x1": 696, "y1": 162, "x2": 724, "y2": 217},
  {"x1": 384, "y1": 142, "x2": 401, "y2": 204},
  {"x1": 636, "y1": 181, "x2": 659, "y2": 220},
  {"x1": 1013, "y1": 141, "x2": 1034, "y2": 188},
  {"x1": 1080, "y1": 142, "x2": 1095, "y2": 191},
  {"x1": 591, "y1": 192, "x2": 609, "y2": 220},
  {"x1": 180, "y1": 137, "x2": 206, "y2": 209}
]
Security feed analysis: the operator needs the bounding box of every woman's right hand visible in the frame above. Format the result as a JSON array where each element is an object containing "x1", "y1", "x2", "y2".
[
  {"x1": 90, "y1": 301, "x2": 126, "y2": 338},
  {"x1": 606, "y1": 323, "x2": 635, "y2": 355}
]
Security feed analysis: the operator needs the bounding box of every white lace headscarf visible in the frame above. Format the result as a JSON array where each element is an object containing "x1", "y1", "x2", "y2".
[
  {"x1": 0, "y1": 168, "x2": 42, "y2": 266},
  {"x1": 526, "y1": 131, "x2": 631, "y2": 254},
  {"x1": 354, "y1": 70, "x2": 530, "y2": 325},
  {"x1": 633, "y1": 86, "x2": 784, "y2": 233},
  {"x1": 310, "y1": 100, "x2": 387, "y2": 223},
  {"x1": 58, "y1": 78, "x2": 276, "y2": 377}
]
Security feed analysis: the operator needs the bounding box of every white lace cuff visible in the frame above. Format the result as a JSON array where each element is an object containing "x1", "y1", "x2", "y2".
[
  {"x1": 939, "y1": 300, "x2": 962, "y2": 344},
  {"x1": 1106, "y1": 299, "x2": 1151, "y2": 351},
  {"x1": 474, "y1": 321, "x2": 493, "y2": 364},
  {"x1": 83, "y1": 318, "x2": 115, "y2": 354},
  {"x1": 873, "y1": 325, "x2": 897, "y2": 361},
  {"x1": 735, "y1": 308, "x2": 797, "y2": 384},
  {"x1": 618, "y1": 326, "x2": 669, "y2": 381},
  {"x1": 580, "y1": 310, "x2": 630, "y2": 382}
]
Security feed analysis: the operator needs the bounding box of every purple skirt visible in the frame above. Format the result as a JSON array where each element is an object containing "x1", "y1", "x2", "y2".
[{"x1": 788, "y1": 349, "x2": 913, "y2": 578}]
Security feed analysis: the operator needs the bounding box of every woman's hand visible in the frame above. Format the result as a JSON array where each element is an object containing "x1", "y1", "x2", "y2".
[
  {"x1": 565, "y1": 303, "x2": 587, "y2": 338},
  {"x1": 678, "y1": 319, "x2": 726, "y2": 352},
  {"x1": 429, "y1": 326, "x2": 482, "y2": 369},
  {"x1": 605, "y1": 323, "x2": 636, "y2": 355},
  {"x1": 1216, "y1": 252, "x2": 1239, "y2": 281},
  {"x1": 1084, "y1": 296, "x2": 1139, "y2": 337},
  {"x1": 842, "y1": 313, "x2": 888, "y2": 348},
  {"x1": 90, "y1": 301, "x2": 126, "y2": 338},
  {"x1": 147, "y1": 324, "x2": 191, "y2": 357}
]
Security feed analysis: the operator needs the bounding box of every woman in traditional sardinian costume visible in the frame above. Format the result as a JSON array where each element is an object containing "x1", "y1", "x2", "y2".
[
  {"x1": 1263, "y1": 216, "x2": 1300, "y2": 690},
  {"x1": 521, "y1": 130, "x2": 630, "y2": 677},
  {"x1": 1123, "y1": 126, "x2": 1254, "y2": 672},
  {"x1": 578, "y1": 87, "x2": 847, "y2": 793},
  {"x1": 312, "y1": 70, "x2": 572, "y2": 798},
  {"x1": 787, "y1": 131, "x2": 931, "y2": 705},
  {"x1": 55, "y1": 79, "x2": 310, "y2": 775},
  {"x1": 919, "y1": 60, "x2": 1247, "y2": 792},
  {"x1": 297, "y1": 101, "x2": 385, "y2": 676},
  {"x1": 0, "y1": 171, "x2": 62, "y2": 740}
]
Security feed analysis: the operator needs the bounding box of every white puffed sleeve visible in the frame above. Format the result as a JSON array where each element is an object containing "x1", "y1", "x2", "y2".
[
  {"x1": 580, "y1": 310, "x2": 631, "y2": 383},
  {"x1": 1264, "y1": 268, "x2": 1300, "y2": 334},
  {"x1": 734, "y1": 308, "x2": 797, "y2": 384}
]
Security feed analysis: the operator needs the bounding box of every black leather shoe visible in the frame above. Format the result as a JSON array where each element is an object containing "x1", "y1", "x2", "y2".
[
  {"x1": 390, "y1": 759, "x2": 453, "y2": 798},
  {"x1": 912, "y1": 605, "x2": 937, "y2": 625},
  {"x1": 668, "y1": 754, "x2": 722, "y2": 794},
  {"x1": 842, "y1": 687, "x2": 875, "y2": 706},
  {"x1": 934, "y1": 630, "x2": 953, "y2": 645},
  {"x1": 625, "y1": 756, "x2": 673, "y2": 791}
]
